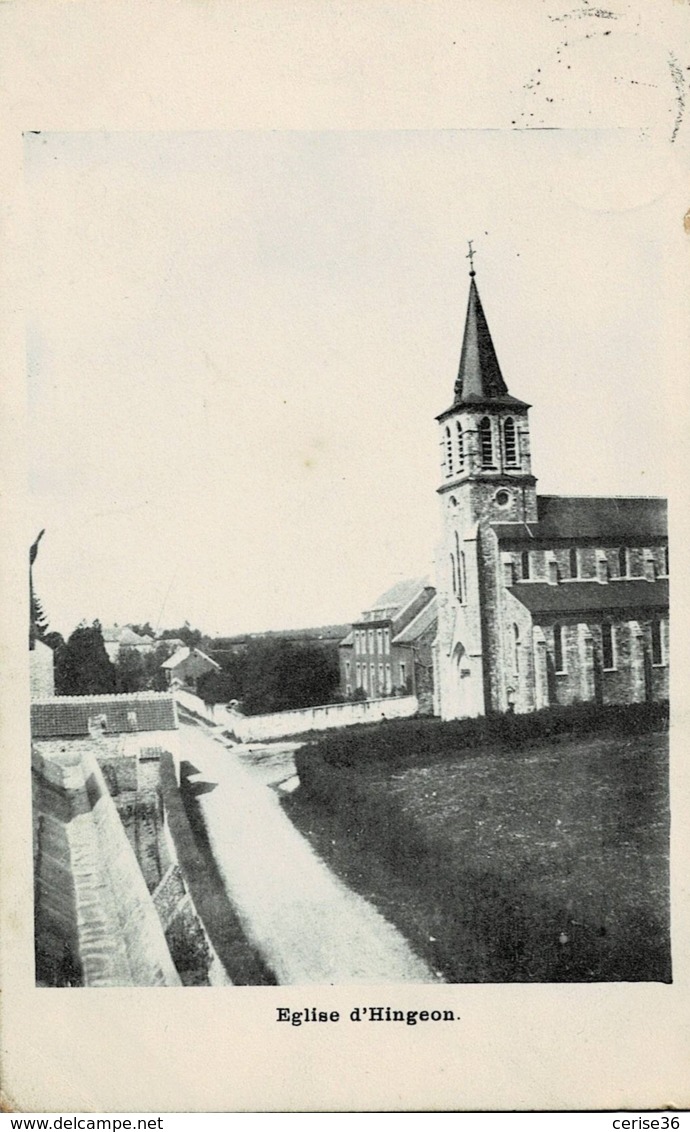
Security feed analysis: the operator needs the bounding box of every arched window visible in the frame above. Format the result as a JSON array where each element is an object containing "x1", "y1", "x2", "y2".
[
  {"x1": 479, "y1": 417, "x2": 494, "y2": 467},
  {"x1": 602, "y1": 621, "x2": 615, "y2": 670},
  {"x1": 618, "y1": 547, "x2": 628, "y2": 577},
  {"x1": 521, "y1": 550, "x2": 530, "y2": 580},
  {"x1": 450, "y1": 553, "x2": 457, "y2": 596},
  {"x1": 513, "y1": 624, "x2": 520, "y2": 674},
  {"x1": 554, "y1": 623, "x2": 565, "y2": 673},
  {"x1": 459, "y1": 551, "x2": 467, "y2": 605},
  {"x1": 456, "y1": 421, "x2": 465, "y2": 471},
  {"x1": 569, "y1": 548, "x2": 578, "y2": 578},
  {"x1": 445, "y1": 426, "x2": 453, "y2": 476},
  {"x1": 454, "y1": 532, "x2": 464, "y2": 603},
  {"x1": 504, "y1": 418, "x2": 518, "y2": 466}
]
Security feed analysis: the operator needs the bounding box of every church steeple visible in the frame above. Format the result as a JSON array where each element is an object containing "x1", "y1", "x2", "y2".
[
  {"x1": 450, "y1": 251, "x2": 528, "y2": 410},
  {"x1": 454, "y1": 276, "x2": 509, "y2": 403},
  {"x1": 435, "y1": 251, "x2": 536, "y2": 506}
]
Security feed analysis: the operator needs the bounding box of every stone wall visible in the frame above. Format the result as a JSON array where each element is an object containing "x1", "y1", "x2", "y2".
[
  {"x1": 175, "y1": 688, "x2": 420, "y2": 741},
  {"x1": 32, "y1": 745, "x2": 181, "y2": 987}
]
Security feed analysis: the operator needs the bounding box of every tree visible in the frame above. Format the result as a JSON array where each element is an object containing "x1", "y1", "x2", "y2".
[
  {"x1": 29, "y1": 530, "x2": 49, "y2": 648},
  {"x1": 143, "y1": 643, "x2": 172, "y2": 691},
  {"x1": 241, "y1": 638, "x2": 340, "y2": 716},
  {"x1": 197, "y1": 666, "x2": 243, "y2": 706},
  {"x1": 42, "y1": 630, "x2": 65, "y2": 653},
  {"x1": 114, "y1": 647, "x2": 146, "y2": 693},
  {"x1": 31, "y1": 592, "x2": 50, "y2": 643},
  {"x1": 159, "y1": 622, "x2": 204, "y2": 649},
  {"x1": 55, "y1": 621, "x2": 116, "y2": 696},
  {"x1": 129, "y1": 622, "x2": 155, "y2": 639}
]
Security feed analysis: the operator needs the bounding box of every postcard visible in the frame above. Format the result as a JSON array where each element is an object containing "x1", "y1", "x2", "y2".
[{"x1": 2, "y1": 0, "x2": 689, "y2": 1114}]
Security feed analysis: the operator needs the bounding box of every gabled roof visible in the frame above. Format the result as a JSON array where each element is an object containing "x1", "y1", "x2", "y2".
[
  {"x1": 494, "y1": 495, "x2": 667, "y2": 544},
  {"x1": 101, "y1": 625, "x2": 152, "y2": 646},
  {"x1": 509, "y1": 578, "x2": 669, "y2": 616},
  {"x1": 161, "y1": 646, "x2": 220, "y2": 671},
  {"x1": 118, "y1": 627, "x2": 151, "y2": 646},
  {"x1": 392, "y1": 596, "x2": 438, "y2": 645},
  {"x1": 31, "y1": 692, "x2": 178, "y2": 738},
  {"x1": 438, "y1": 274, "x2": 529, "y2": 417},
  {"x1": 362, "y1": 576, "x2": 430, "y2": 619}
]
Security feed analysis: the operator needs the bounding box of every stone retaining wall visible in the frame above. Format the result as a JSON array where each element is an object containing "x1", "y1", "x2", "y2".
[
  {"x1": 32, "y1": 746, "x2": 181, "y2": 987},
  {"x1": 174, "y1": 688, "x2": 419, "y2": 742}
]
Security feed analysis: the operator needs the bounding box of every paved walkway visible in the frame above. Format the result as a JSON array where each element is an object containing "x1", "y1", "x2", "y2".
[{"x1": 180, "y1": 719, "x2": 437, "y2": 985}]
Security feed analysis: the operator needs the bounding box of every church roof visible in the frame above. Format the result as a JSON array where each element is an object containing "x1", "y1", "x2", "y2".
[
  {"x1": 494, "y1": 495, "x2": 667, "y2": 544},
  {"x1": 438, "y1": 273, "x2": 529, "y2": 417},
  {"x1": 509, "y1": 578, "x2": 668, "y2": 617}
]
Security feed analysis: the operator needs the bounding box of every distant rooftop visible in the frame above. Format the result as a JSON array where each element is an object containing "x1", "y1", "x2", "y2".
[
  {"x1": 161, "y1": 647, "x2": 220, "y2": 670},
  {"x1": 392, "y1": 595, "x2": 438, "y2": 645},
  {"x1": 360, "y1": 577, "x2": 431, "y2": 621}
]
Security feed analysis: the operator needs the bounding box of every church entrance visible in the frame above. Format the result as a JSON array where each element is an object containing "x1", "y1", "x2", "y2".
[{"x1": 447, "y1": 642, "x2": 481, "y2": 719}]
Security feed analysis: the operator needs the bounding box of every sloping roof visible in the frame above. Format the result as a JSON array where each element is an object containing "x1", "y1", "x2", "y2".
[
  {"x1": 31, "y1": 693, "x2": 178, "y2": 738},
  {"x1": 161, "y1": 646, "x2": 220, "y2": 671},
  {"x1": 101, "y1": 625, "x2": 152, "y2": 646},
  {"x1": 161, "y1": 646, "x2": 191, "y2": 669},
  {"x1": 118, "y1": 627, "x2": 150, "y2": 646},
  {"x1": 494, "y1": 495, "x2": 667, "y2": 544},
  {"x1": 509, "y1": 579, "x2": 669, "y2": 616},
  {"x1": 364, "y1": 576, "x2": 430, "y2": 617},
  {"x1": 339, "y1": 631, "x2": 354, "y2": 647},
  {"x1": 438, "y1": 275, "x2": 529, "y2": 417},
  {"x1": 392, "y1": 596, "x2": 438, "y2": 644}
]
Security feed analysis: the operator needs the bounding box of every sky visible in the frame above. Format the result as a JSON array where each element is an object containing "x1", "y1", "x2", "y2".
[{"x1": 24, "y1": 128, "x2": 681, "y2": 638}]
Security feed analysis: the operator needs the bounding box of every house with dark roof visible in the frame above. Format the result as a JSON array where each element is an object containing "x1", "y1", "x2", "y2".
[
  {"x1": 339, "y1": 578, "x2": 437, "y2": 711},
  {"x1": 433, "y1": 263, "x2": 668, "y2": 719},
  {"x1": 31, "y1": 691, "x2": 179, "y2": 738}
]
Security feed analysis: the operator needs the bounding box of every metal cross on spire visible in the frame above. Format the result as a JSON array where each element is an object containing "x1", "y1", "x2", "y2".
[{"x1": 466, "y1": 240, "x2": 476, "y2": 277}]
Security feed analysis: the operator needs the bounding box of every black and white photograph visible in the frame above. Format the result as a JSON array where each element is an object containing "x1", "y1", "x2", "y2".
[
  {"x1": 3, "y1": 0, "x2": 690, "y2": 1115},
  {"x1": 26, "y1": 128, "x2": 671, "y2": 989}
]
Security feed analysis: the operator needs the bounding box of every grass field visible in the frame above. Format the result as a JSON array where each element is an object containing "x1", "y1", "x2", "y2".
[{"x1": 286, "y1": 728, "x2": 670, "y2": 982}]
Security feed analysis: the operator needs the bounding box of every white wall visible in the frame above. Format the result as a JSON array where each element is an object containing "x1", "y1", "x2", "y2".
[{"x1": 174, "y1": 689, "x2": 419, "y2": 743}]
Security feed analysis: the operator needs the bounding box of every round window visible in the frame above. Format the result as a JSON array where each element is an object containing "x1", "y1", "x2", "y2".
[{"x1": 495, "y1": 489, "x2": 511, "y2": 507}]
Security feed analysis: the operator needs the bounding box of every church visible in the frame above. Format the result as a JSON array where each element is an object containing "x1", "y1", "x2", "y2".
[{"x1": 432, "y1": 256, "x2": 669, "y2": 720}]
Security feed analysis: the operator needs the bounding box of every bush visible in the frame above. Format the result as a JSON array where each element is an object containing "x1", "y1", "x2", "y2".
[{"x1": 296, "y1": 700, "x2": 669, "y2": 774}]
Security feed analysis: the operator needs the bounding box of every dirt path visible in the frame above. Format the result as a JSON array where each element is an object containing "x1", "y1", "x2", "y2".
[{"x1": 180, "y1": 719, "x2": 437, "y2": 985}]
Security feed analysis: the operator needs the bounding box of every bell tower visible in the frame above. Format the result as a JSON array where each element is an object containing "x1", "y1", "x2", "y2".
[{"x1": 433, "y1": 247, "x2": 537, "y2": 719}]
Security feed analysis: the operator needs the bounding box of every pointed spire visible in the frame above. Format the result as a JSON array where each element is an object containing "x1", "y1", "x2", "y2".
[{"x1": 453, "y1": 268, "x2": 510, "y2": 404}]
